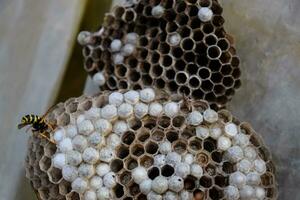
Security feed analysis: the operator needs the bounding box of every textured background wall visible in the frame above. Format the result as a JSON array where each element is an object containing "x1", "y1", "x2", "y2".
[{"x1": 222, "y1": 0, "x2": 300, "y2": 199}]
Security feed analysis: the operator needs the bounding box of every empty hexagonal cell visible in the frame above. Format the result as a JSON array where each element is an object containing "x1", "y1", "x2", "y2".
[
  {"x1": 157, "y1": 115, "x2": 171, "y2": 129},
  {"x1": 66, "y1": 191, "x2": 80, "y2": 200},
  {"x1": 161, "y1": 164, "x2": 175, "y2": 177},
  {"x1": 145, "y1": 140, "x2": 159, "y2": 154},
  {"x1": 172, "y1": 115, "x2": 185, "y2": 129},
  {"x1": 173, "y1": 140, "x2": 187, "y2": 154},
  {"x1": 151, "y1": 129, "x2": 165, "y2": 141},
  {"x1": 122, "y1": 131, "x2": 136, "y2": 145},
  {"x1": 203, "y1": 138, "x2": 217, "y2": 152},
  {"x1": 130, "y1": 144, "x2": 145, "y2": 157},
  {"x1": 125, "y1": 157, "x2": 138, "y2": 171},
  {"x1": 181, "y1": 128, "x2": 196, "y2": 140},
  {"x1": 57, "y1": 113, "x2": 70, "y2": 126},
  {"x1": 38, "y1": 188, "x2": 50, "y2": 200},
  {"x1": 143, "y1": 117, "x2": 156, "y2": 129},
  {"x1": 199, "y1": 175, "x2": 213, "y2": 188},
  {"x1": 110, "y1": 159, "x2": 124, "y2": 173},
  {"x1": 47, "y1": 167, "x2": 63, "y2": 183},
  {"x1": 59, "y1": 180, "x2": 72, "y2": 195},
  {"x1": 78, "y1": 99, "x2": 93, "y2": 111},
  {"x1": 114, "y1": 183, "x2": 125, "y2": 198},
  {"x1": 129, "y1": 182, "x2": 140, "y2": 196},
  {"x1": 204, "y1": 34, "x2": 218, "y2": 46},
  {"x1": 209, "y1": 186, "x2": 224, "y2": 200},
  {"x1": 261, "y1": 172, "x2": 275, "y2": 186},
  {"x1": 137, "y1": 193, "x2": 147, "y2": 200},
  {"x1": 222, "y1": 162, "x2": 236, "y2": 174},
  {"x1": 116, "y1": 145, "x2": 129, "y2": 159},
  {"x1": 120, "y1": 170, "x2": 132, "y2": 185},
  {"x1": 139, "y1": 155, "x2": 154, "y2": 168},
  {"x1": 188, "y1": 137, "x2": 203, "y2": 152},
  {"x1": 214, "y1": 175, "x2": 228, "y2": 188},
  {"x1": 44, "y1": 143, "x2": 56, "y2": 157},
  {"x1": 166, "y1": 131, "x2": 179, "y2": 143},
  {"x1": 217, "y1": 110, "x2": 232, "y2": 123},
  {"x1": 148, "y1": 166, "x2": 160, "y2": 180},
  {"x1": 66, "y1": 101, "x2": 78, "y2": 113},
  {"x1": 211, "y1": 151, "x2": 223, "y2": 163},
  {"x1": 49, "y1": 184, "x2": 60, "y2": 198},
  {"x1": 39, "y1": 156, "x2": 52, "y2": 172},
  {"x1": 184, "y1": 175, "x2": 197, "y2": 190}
]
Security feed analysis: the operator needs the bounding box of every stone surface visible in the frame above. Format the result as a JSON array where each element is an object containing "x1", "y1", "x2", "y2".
[{"x1": 222, "y1": 0, "x2": 300, "y2": 199}]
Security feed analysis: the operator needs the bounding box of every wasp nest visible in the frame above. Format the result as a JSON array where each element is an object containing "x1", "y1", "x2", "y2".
[
  {"x1": 25, "y1": 89, "x2": 277, "y2": 200},
  {"x1": 79, "y1": 0, "x2": 241, "y2": 109}
]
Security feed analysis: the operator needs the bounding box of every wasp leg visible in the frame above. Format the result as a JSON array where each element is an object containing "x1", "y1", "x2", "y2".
[{"x1": 39, "y1": 132, "x2": 56, "y2": 144}]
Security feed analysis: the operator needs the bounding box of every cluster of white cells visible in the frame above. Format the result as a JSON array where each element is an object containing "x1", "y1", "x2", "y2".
[{"x1": 44, "y1": 88, "x2": 275, "y2": 200}]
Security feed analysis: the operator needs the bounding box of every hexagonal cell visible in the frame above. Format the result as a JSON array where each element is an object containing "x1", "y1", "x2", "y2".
[
  {"x1": 128, "y1": 118, "x2": 142, "y2": 131},
  {"x1": 58, "y1": 180, "x2": 72, "y2": 195},
  {"x1": 122, "y1": 131, "x2": 136, "y2": 145},
  {"x1": 195, "y1": 151, "x2": 210, "y2": 166},
  {"x1": 200, "y1": 175, "x2": 213, "y2": 188},
  {"x1": 205, "y1": 164, "x2": 217, "y2": 176},
  {"x1": 211, "y1": 151, "x2": 223, "y2": 163},
  {"x1": 137, "y1": 128, "x2": 150, "y2": 142},
  {"x1": 161, "y1": 164, "x2": 175, "y2": 177},
  {"x1": 222, "y1": 162, "x2": 236, "y2": 174},
  {"x1": 143, "y1": 117, "x2": 156, "y2": 129},
  {"x1": 125, "y1": 157, "x2": 138, "y2": 171},
  {"x1": 173, "y1": 140, "x2": 187, "y2": 154},
  {"x1": 203, "y1": 138, "x2": 217, "y2": 152},
  {"x1": 188, "y1": 137, "x2": 202, "y2": 153},
  {"x1": 137, "y1": 193, "x2": 147, "y2": 200},
  {"x1": 38, "y1": 188, "x2": 50, "y2": 200},
  {"x1": 114, "y1": 183, "x2": 125, "y2": 198},
  {"x1": 128, "y1": 182, "x2": 140, "y2": 196},
  {"x1": 209, "y1": 186, "x2": 224, "y2": 200},
  {"x1": 47, "y1": 167, "x2": 63, "y2": 183},
  {"x1": 116, "y1": 145, "x2": 130, "y2": 159},
  {"x1": 119, "y1": 170, "x2": 132, "y2": 185},
  {"x1": 110, "y1": 159, "x2": 124, "y2": 173},
  {"x1": 157, "y1": 115, "x2": 171, "y2": 129},
  {"x1": 49, "y1": 184, "x2": 60, "y2": 198},
  {"x1": 39, "y1": 156, "x2": 51, "y2": 172},
  {"x1": 214, "y1": 175, "x2": 228, "y2": 188},
  {"x1": 193, "y1": 189, "x2": 206, "y2": 200},
  {"x1": 166, "y1": 131, "x2": 179, "y2": 143},
  {"x1": 172, "y1": 115, "x2": 185, "y2": 129},
  {"x1": 139, "y1": 155, "x2": 154, "y2": 168},
  {"x1": 148, "y1": 166, "x2": 160, "y2": 180},
  {"x1": 44, "y1": 143, "x2": 56, "y2": 157},
  {"x1": 65, "y1": 191, "x2": 80, "y2": 200},
  {"x1": 57, "y1": 113, "x2": 70, "y2": 126},
  {"x1": 151, "y1": 129, "x2": 165, "y2": 141},
  {"x1": 184, "y1": 175, "x2": 197, "y2": 190},
  {"x1": 130, "y1": 143, "x2": 145, "y2": 157},
  {"x1": 181, "y1": 128, "x2": 196, "y2": 140},
  {"x1": 261, "y1": 172, "x2": 275, "y2": 186},
  {"x1": 145, "y1": 140, "x2": 159, "y2": 154}
]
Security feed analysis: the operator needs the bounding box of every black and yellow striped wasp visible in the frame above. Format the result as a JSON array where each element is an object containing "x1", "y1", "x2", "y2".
[{"x1": 18, "y1": 106, "x2": 57, "y2": 143}]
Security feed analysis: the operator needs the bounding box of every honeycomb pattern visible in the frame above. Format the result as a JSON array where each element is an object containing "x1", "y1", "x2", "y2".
[
  {"x1": 79, "y1": 0, "x2": 241, "y2": 109},
  {"x1": 25, "y1": 89, "x2": 277, "y2": 200}
]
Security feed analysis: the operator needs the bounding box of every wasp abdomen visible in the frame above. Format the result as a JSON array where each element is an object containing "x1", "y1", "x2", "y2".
[{"x1": 23, "y1": 115, "x2": 41, "y2": 124}]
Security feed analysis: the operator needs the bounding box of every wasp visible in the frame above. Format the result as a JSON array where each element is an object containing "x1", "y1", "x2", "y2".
[{"x1": 18, "y1": 106, "x2": 56, "y2": 143}]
